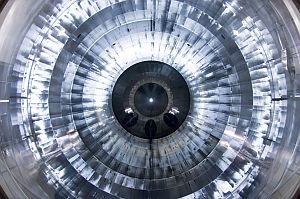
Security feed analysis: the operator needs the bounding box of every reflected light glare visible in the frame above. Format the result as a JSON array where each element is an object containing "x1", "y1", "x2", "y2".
[{"x1": 0, "y1": 0, "x2": 298, "y2": 198}]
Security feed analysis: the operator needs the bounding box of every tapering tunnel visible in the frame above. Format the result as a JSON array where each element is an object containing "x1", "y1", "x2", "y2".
[
  {"x1": 112, "y1": 61, "x2": 190, "y2": 139},
  {"x1": 0, "y1": 0, "x2": 300, "y2": 198}
]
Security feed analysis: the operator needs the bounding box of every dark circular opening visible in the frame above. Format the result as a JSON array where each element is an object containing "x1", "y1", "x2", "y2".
[
  {"x1": 134, "y1": 83, "x2": 168, "y2": 117},
  {"x1": 112, "y1": 61, "x2": 190, "y2": 139}
]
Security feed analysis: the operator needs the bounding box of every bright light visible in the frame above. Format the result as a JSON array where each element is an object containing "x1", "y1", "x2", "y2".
[
  {"x1": 149, "y1": 98, "x2": 154, "y2": 103},
  {"x1": 125, "y1": 107, "x2": 133, "y2": 113}
]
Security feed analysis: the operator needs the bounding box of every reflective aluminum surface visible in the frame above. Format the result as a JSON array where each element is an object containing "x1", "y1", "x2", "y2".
[{"x1": 0, "y1": 0, "x2": 300, "y2": 198}]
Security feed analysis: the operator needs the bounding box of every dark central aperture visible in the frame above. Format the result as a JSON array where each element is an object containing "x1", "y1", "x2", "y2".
[
  {"x1": 134, "y1": 83, "x2": 168, "y2": 117},
  {"x1": 112, "y1": 61, "x2": 190, "y2": 139}
]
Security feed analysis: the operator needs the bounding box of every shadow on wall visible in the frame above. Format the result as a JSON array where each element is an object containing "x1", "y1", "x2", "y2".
[
  {"x1": 293, "y1": 0, "x2": 300, "y2": 10},
  {"x1": 0, "y1": 185, "x2": 9, "y2": 199},
  {"x1": 0, "y1": 0, "x2": 8, "y2": 12}
]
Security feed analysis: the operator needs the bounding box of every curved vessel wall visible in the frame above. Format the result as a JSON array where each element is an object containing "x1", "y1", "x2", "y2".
[{"x1": 0, "y1": 0, "x2": 299, "y2": 198}]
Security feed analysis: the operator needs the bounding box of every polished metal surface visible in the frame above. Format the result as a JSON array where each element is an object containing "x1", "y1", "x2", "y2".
[{"x1": 0, "y1": 0, "x2": 300, "y2": 198}]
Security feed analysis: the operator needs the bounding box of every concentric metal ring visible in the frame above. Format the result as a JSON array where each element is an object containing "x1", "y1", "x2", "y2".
[
  {"x1": 0, "y1": 0, "x2": 299, "y2": 199},
  {"x1": 128, "y1": 78, "x2": 173, "y2": 120}
]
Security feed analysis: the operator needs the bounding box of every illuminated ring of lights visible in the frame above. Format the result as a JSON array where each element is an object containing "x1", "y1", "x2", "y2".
[{"x1": 128, "y1": 78, "x2": 173, "y2": 121}]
